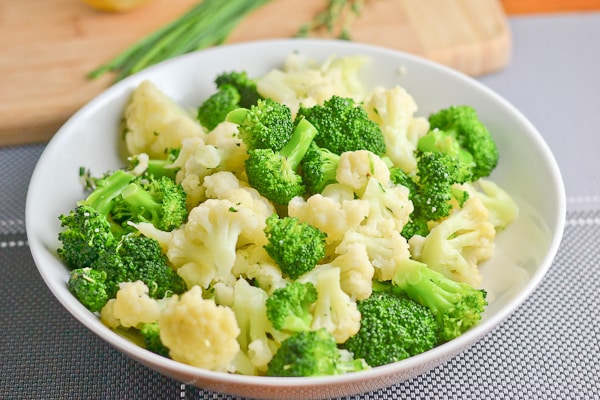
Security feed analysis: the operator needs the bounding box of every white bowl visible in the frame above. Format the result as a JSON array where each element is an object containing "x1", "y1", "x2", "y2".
[{"x1": 26, "y1": 39, "x2": 566, "y2": 399}]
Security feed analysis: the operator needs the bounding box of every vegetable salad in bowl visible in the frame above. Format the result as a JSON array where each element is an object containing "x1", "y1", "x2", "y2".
[
  {"x1": 27, "y1": 39, "x2": 564, "y2": 399},
  {"x1": 56, "y1": 51, "x2": 517, "y2": 376}
]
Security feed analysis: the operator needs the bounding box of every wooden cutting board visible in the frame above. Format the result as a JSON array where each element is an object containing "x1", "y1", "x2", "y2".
[{"x1": 0, "y1": 0, "x2": 510, "y2": 146}]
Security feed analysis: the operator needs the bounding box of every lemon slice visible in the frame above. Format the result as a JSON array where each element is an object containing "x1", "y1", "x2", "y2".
[{"x1": 84, "y1": 0, "x2": 153, "y2": 12}]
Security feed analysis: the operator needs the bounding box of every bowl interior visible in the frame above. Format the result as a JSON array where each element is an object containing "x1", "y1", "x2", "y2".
[{"x1": 26, "y1": 39, "x2": 565, "y2": 399}]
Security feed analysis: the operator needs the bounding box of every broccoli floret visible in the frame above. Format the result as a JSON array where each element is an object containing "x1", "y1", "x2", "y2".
[
  {"x1": 111, "y1": 175, "x2": 188, "y2": 232},
  {"x1": 389, "y1": 166, "x2": 428, "y2": 238},
  {"x1": 227, "y1": 98, "x2": 294, "y2": 152},
  {"x1": 58, "y1": 205, "x2": 118, "y2": 270},
  {"x1": 245, "y1": 117, "x2": 318, "y2": 204},
  {"x1": 67, "y1": 267, "x2": 109, "y2": 312},
  {"x1": 215, "y1": 70, "x2": 261, "y2": 108},
  {"x1": 297, "y1": 95, "x2": 386, "y2": 155},
  {"x1": 412, "y1": 151, "x2": 467, "y2": 218},
  {"x1": 417, "y1": 128, "x2": 474, "y2": 183},
  {"x1": 139, "y1": 322, "x2": 170, "y2": 357},
  {"x1": 427, "y1": 105, "x2": 499, "y2": 180},
  {"x1": 265, "y1": 281, "x2": 318, "y2": 332},
  {"x1": 395, "y1": 151, "x2": 469, "y2": 239},
  {"x1": 392, "y1": 258, "x2": 487, "y2": 343},
  {"x1": 389, "y1": 165, "x2": 418, "y2": 193},
  {"x1": 197, "y1": 84, "x2": 241, "y2": 131},
  {"x1": 266, "y1": 328, "x2": 367, "y2": 377},
  {"x1": 300, "y1": 143, "x2": 341, "y2": 194},
  {"x1": 57, "y1": 169, "x2": 137, "y2": 269},
  {"x1": 94, "y1": 233, "x2": 186, "y2": 299},
  {"x1": 342, "y1": 290, "x2": 439, "y2": 367},
  {"x1": 264, "y1": 214, "x2": 327, "y2": 279}
]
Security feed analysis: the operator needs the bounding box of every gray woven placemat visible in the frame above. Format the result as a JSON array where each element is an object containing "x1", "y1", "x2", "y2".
[{"x1": 1, "y1": 144, "x2": 599, "y2": 399}]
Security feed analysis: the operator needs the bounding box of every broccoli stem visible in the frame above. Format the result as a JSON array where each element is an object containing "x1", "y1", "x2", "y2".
[
  {"x1": 280, "y1": 117, "x2": 319, "y2": 169},
  {"x1": 394, "y1": 259, "x2": 464, "y2": 311},
  {"x1": 226, "y1": 108, "x2": 249, "y2": 125},
  {"x1": 392, "y1": 258, "x2": 487, "y2": 342},
  {"x1": 120, "y1": 183, "x2": 162, "y2": 218},
  {"x1": 82, "y1": 170, "x2": 136, "y2": 216},
  {"x1": 145, "y1": 159, "x2": 177, "y2": 180},
  {"x1": 302, "y1": 144, "x2": 341, "y2": 194}
]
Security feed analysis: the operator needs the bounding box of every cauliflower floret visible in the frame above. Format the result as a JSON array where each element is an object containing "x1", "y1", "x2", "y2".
[
  {"x1": 364, "y1": 85, "x2": 429, "y2": 174},
  {"x1": 170, "y1": 122, "x2": 247, "y2": 209},
  {"x1": 158, "y1": 286, "x2": 240, "y2": 372},
  {"x1": 203, "y1": 121, "x2": 248, "y2": 177},
  {"x1": 166, "y1": 228, "x2": 213, "y2": 288},
  {"x1": 167, "y1": 199, "x2": 259, "y2": 288},
  {"x1": 409, "y1": 197, "x2": 496, "y2": 287},
  {"x1": 203, "y1": 171, "x2": 274, "y2": 217},
  {"x1": 112, "y1": 281, "x2": 163, "y2": 328},
  {"x1": 99, "y1": 299, "x2": 120, "y2": 329},
  {"x1": 169, "y1": 136, "x2": 208, "y2": 207},
  {"x1": 231, "y1": 278, "x2": 283, "y2": 374},
  {"x1": 336, "y1": 227, "x2": 411, "y2": 281},
  {"x1": 203, "y1": 171, "x2": 275, "y2": 246},
  {"x1": 358, "y1": 177, "x2": 413, "y2": 236},
  {"x1": 179, "y1": 174, "x2": 205, "y2": 210},
  {"x1": 124, "y1": 80, "x2": 205, "y2": 159},
  {"x1": 100, "y1": 281, "x2": 163, "y2": 329},
  {"x1": 311, "y1": 266, "x2": 361, "y2": 343},
  {"x1": 231, "y1": 244, "x2": 290, "y2": 294},
  {"x1": 336, "y1": 150, "x2": 391, "y2": 195},
  {"x1": 257, "y1": 54, "x2": 370, "y2": 115},
  {"x1": 329, "y1": 243, "x2": 374, "y2": 301},
  {"x1": 288, "y1": 185, "x2": 369, "y2": 245}
]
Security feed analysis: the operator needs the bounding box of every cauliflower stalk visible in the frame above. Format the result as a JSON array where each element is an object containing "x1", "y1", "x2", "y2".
[
  {"x1": 329, "y1": 243, "x2": 374, "y2": 301},
  {"x1": 303, "y1": 266, "x2": 361, "y2": 344},
  {"x1": 230, "y1": 278, "x2": 285, "y2": 374},
  {"x1": 159, "y1": 286, "x2": 240, "y2": 372}
]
